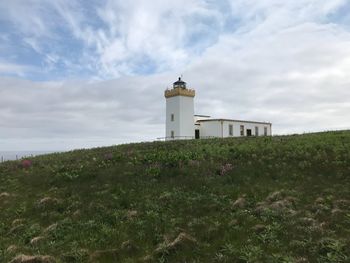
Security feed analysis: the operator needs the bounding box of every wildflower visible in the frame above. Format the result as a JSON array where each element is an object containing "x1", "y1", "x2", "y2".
[
  {"x1": 21, "y1": 159, "x2": 32, "y2": 169},
  {"x1": 104, "y1": 153, "x2": 113, "y2": 160}
]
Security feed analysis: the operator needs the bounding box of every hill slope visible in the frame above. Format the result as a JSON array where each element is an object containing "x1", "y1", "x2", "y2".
[{"x1": 1, "y1": 131, "x2": 350, "y2": 262}]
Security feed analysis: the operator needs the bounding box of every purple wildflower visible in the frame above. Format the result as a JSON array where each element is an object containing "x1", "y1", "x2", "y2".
[
  {"x1": 21, "y1": 159, "x2": 32, "y2": 169},
  {"x1": 104, "y1": 153, "x2": 113, "y2": 160}
]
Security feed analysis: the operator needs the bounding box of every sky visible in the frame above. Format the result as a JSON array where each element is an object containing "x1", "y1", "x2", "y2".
[{"x1": 0, "y1": 0, "x2": 350, "y2": 151}]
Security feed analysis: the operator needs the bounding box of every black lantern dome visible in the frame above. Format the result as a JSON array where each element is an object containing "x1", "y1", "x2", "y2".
[{"x1": 173, "y1": 77, "x2": 186, "y2": 89}]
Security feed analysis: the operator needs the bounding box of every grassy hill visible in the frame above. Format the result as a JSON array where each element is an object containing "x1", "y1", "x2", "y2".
[{"x1": 1, "y1": 131, "x2": 350, "y2": 263}]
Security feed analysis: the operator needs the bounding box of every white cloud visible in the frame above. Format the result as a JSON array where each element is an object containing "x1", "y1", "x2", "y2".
[
  {"x1": 91, "y1": 0, "x2": 228, "y2": 77},
  {"x1": 0, "y1": 0, "x2": 53, "y2": 38},
  {"x1": 185, "y1": 20, "x2": 350, "y2": 134},
  {"x1": 1, "y1": 0, "x2": 349, "y2": 78},
  {"x1": 0, "y1": 1, "x2": 350, "y2": 150},
  {"x1": 0, "y1": 62, "x2": 33, "y2": 76}
]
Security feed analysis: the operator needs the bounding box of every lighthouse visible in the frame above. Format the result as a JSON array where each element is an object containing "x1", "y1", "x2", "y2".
[
  {"x1": 164, "y1": 77, "x2": 195, "y2": 140},
  {"x1": 163, "y1": 77, "x2": 272, "y2": 140}
]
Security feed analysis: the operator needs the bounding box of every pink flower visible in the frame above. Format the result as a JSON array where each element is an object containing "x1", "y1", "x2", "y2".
[
  {"x1": 21, "y1": 159, "x2": 32, "y2": 169},
  {"x1": 104, "y1": 153, "x2": 113, "y2": 160}
]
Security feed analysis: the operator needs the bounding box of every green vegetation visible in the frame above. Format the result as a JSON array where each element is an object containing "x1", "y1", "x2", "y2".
[{"x1": 1, "y1": 131, "x2": 350, "y2": 262}]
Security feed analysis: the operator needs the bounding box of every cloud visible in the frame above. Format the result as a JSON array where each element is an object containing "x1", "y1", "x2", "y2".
[
  {"x1": 0, "y1": 0, "x2": 232, "y2": 78},
  {"x1": 2, "y1": 0, "x2": 347, "y2": 79},
  {"x1": 0, "y1": 0, "x2": 54, "y2": 38},
  {"x1": 91, "y1": 0, "x2": 230, "y2": 77},
  {"x1": 186, "y1": 21, "x2": 350, "y2": 134},
  {"x1": 0, "y1": 62, "x2": 33, "y2": 77},
  {"x1": 0, "y1": 75, "x2": 171, "y2": 150},
  {"x1": 0, "y1": 1, "x2": 349, "y2": 150}
]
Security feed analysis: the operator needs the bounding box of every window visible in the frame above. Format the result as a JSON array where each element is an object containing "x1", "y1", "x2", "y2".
[
  {"x1": 171, "y1": 130, "x2": 174, "y2": 138},
  {"x1": 171, "y1": 114, "x2": 174, "y2": 122},
  {"x1": 229, "y1": 124, "x2": 233, "y2": 136},
  {"x1": 264, "y1": 127, "x2": 268, "y2": 136},
  {"x1": 255, "y1": 126, "x2": 259, "y2": 136},
  {"x1": 240, "y1": 125, "x2": 244, "y2": 136}
]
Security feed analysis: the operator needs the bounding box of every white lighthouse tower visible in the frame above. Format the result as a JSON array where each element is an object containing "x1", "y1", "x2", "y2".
[{"x1": 164, "y1": 77, "x2": 195, "y2": 140}]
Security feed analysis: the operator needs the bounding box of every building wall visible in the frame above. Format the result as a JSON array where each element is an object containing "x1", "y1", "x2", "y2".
[
  {"x1": 199, "y1": 121, "x2": 223, "y2": 138},
  {"x1": 228, "y1": 121, "x2": 272, "y2": 137},
  {"x1": 166, "y1": 95, "x2": 194, "y2": 139},
  {"x1": 198, "y1": 120, "x2": 272, "y2": 138}
]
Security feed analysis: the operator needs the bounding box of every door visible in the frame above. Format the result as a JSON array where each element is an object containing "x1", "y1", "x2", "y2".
[
  {"x1": 246, "y1": 129, "x2": 252, "y2": 136},
  {"x1": 195, "y1": 129, "x2": 200, "y2": 139}
]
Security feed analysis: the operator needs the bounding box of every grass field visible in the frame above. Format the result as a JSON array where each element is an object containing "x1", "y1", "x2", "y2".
[{"x1": 1, "y1": 131, "x2": 350, "y2": 262}]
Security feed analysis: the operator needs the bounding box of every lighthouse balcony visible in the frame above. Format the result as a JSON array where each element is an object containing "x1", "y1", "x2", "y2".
[{"x1": 164, "y1": 87, "x2": 195, "y2": 98}]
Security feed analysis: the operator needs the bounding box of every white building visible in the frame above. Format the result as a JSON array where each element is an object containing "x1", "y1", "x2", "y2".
[{"x1": 165, "y1": 78, "x2": 272, "y2": 140}]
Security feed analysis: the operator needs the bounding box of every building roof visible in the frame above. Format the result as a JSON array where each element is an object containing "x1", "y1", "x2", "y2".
[
  {"x1": 196, "y1": 118, "x2": 272, "y2": 125},
  {"x1": 194, "y1": 114, "x2": 211, "y2": 117}
]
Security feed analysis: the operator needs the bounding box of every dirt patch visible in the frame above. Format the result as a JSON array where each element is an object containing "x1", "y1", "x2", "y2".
[
  {"x1": 126, "y1": 210, "x2": 138, "y2": 220},
  {"x1": 0, "y1": 192, "x2": 10, "y2": 199},
  {"x1": 331, "y1": 208, "x2": 343, "y2": 216},
  {"x1": 44, "y1": 223, "x2": 58, "y2": 233},
  {"x1": 265, "y1": 191, "x2": 284, "y2": 202},
  {"x1": 232, "y1": 197, "x2": 247, "y2": 209},
  {"x1": 6, "y1": 245, "x2": 18, "y2": 254},
  {"x1": 155, "y1": 232, "x2": 197, "y2": 254},
  {"x1": 9, "y1": 255, "x2": 55, "y2": 263},
  {"x1": 30, "y1": 236, "x2": 45, "y2": 246},
  {"x1": 255, "y1": 191, "x2": 298, "y2": 215}
]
